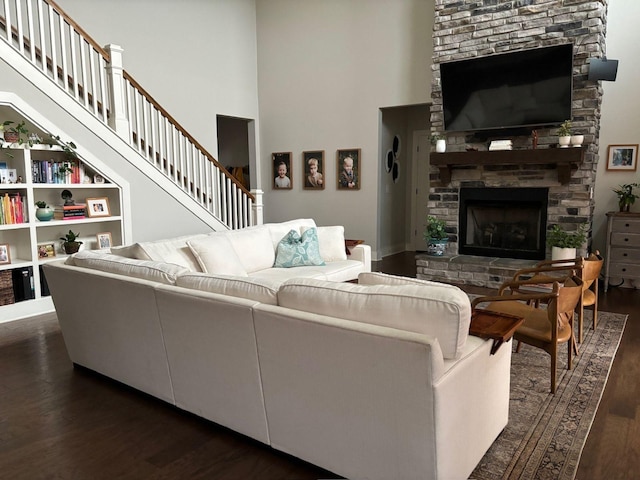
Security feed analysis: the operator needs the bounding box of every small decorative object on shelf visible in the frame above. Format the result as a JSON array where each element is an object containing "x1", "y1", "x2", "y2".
[
  {"x1": 96, "y1": 232, "x2": 113, "y2": 249},
  {"x1": 431, "y1": 133, "x2": 446, "y2": 153},
  {"x1": 37, "y1": 242, "x2": 56, "y2": 259},
  {"x1": 613, "y1": 183, "x2": 639, "y2": 212},
  {"x1": 60, "y1": 230, "x2": 82, "y2": 254},
  {"x1": 34, "y1": 200, "x2": 54, "y2": 222},
  {"x1": 86, "y1": 197, "x2": 110, "y2": 217},
  {"x1": 0, "y1": 243, "x2": 10, "y2": 264},
  {"x1": 424, "y1": 215, "x2": 449, "y2": 256},
  {"x1": 557, "y1": 120, "x2": 572, "y2": 148}
]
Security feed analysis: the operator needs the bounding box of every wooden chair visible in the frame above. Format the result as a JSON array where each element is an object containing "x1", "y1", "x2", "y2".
[
  {"x1": 472, "y1": 274, "x2": 584, "y2": 394},
  {"x1": 515, "y1": 252, "x2": 603, "y2": 343}
]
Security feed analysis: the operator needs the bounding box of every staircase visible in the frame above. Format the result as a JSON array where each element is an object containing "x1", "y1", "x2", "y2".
[{"x1": 0, "y1": 0, "x2": 260, "y2": 230}]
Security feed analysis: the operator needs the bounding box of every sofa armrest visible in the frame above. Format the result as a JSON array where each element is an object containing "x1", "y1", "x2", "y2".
[{"x1": 348, "y1": 244, "x2": 371, "y2": 272}]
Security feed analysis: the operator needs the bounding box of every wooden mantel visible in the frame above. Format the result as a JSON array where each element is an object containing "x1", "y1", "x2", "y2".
[{"x1": 430, "y1": 147, "x2": 585, "y2": 185}]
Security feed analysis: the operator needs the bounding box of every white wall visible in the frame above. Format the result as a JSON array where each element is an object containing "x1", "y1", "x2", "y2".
[
  {"x1": 256, "y1": 0, "x2": 432, "y2": 258},
  {"x1": 58, "y1": 0, "x2": 260, "y2": 170},
  {"x1": 592, "y1": 1, "x2": 640, "y2": 253}
]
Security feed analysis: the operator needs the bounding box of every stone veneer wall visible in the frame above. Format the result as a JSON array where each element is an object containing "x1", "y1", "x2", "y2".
[{"x1": 428, "y1": 0, "x2": 609, "y2": 258}]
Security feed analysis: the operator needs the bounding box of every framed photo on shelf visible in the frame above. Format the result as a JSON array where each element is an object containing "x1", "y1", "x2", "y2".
[
  {"x1": 337, "y1": 148, "x2": 361, "y2": 190},
  {"x1": 86, "y1": 197, "x2": 111, "y2": 217},
  {"x1": 272, "y1": 152, "x2": 292, "y2": 190},
  {"x1": 96, "y1": 232, "x2": 113, "y2": 250},
  {"x1": 303, "y1": 150, "x2": 325, "y2": 190},
  {"x1": 606, "y1": 144, "x2": 638, "y2": 171},
  {"x1": 0, "y1": 243, "x2": 10, "y2": 264},
  {"x1": 37, "y1": 243, "x2": 56, "y2": 259}
]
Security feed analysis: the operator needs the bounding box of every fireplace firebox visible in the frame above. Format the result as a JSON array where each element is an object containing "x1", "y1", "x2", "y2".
[{"x1": 459, "y1": 187, "x2": 548, "y2": 260}]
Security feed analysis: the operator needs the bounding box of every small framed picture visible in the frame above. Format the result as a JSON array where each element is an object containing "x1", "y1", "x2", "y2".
[
  {"x1": 96, "y1": 232, "x2": 113, "y2": 249},
  {"x1": 86, "y1": 197, "x2": 111, "y2": 217},
  {"x1": 303, "y1": 150, "x2": 325, "y2": 190},
  {"x1": 272, "y1": 152, "x2": 292, "y2": 190},
  {"x1": 93, "y1": 174, "x2": 105, "y2": 184},
  {"x1": 606, "y1": 144, "x2": 638, "y2": 171},
  {"x1": 337, "y1": 148, "x2": 361, "y2": 190},
  {"x1": 0, "y1": 243, "x2": 10, "y2": 264},
  {"x1": 37, "y1": 243, "x2": 56, "y2": 259}
]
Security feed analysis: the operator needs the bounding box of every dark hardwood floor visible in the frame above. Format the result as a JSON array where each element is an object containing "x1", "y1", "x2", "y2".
[{"x1": 1, "y1": 251, "x2": 638, "y2": 479}]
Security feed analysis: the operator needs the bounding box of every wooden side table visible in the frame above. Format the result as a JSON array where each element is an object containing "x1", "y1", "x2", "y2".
[{"x1": 470, "y1": 309, "x2": 524, "y2": 355}]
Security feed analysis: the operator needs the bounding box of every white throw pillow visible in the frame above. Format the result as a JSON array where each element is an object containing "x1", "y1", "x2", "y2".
[
  {"x1": 187, "y1": 235, "x2": 248, "y2": 277},
  {"x1": 278, "y1": 278, "x2": 471, "y2": 359},
  {"x1": 177, "y1": 273, "x2": 280, "y2": 305},
  {"x1": 265, "y1": 218, "x2": 317, "y2": 250},
  {"x1": 302, "y1": 225, "x2": 347, "y2": 262},
  {"x1": 226, "y1": 226, "x2": 276, "y2": 273}
]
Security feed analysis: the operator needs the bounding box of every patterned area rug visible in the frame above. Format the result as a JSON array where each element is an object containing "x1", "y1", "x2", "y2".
[{"x1": 470, "y1": 310, "x2": 627, "y2": 480}]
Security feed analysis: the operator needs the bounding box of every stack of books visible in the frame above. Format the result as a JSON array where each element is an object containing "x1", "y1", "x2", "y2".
[
  {"x1": 54, "y1": 203, "x2": 86, "y2": 220},
  {"x1": 488, "y1": 139, "x2": 513, "y2": 151}
]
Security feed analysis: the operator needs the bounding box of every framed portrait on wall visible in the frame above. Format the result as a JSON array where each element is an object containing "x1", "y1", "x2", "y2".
[
  {"x1": 303, "y1": 150, "x2": 325, "y2": 190},
  {"x1": 272, "y1": 152, "x2": 292, "y2": 189},
  {"x1": 337, "y1": 148, "x2": 361, "y2": 190},
  {"x1": 606, "y1": 144, "x2": 638, "y2": 171}
]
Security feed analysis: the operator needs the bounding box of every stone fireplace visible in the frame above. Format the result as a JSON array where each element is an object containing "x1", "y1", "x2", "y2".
[{"x1": 416, "y1": 0, "x2": 607, "y2": 288}]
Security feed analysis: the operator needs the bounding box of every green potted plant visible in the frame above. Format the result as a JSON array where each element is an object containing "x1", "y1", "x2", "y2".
[
  {"x1": 613, "y1": 183, "x2": 639, "y2": 212},
  {"x1": 60, "y1": 229, "x2": 83, "y2": 254},
  {"x1": 547, "y1": 223, "x2": 587, "y2": 261},
  {"x1": 34, "y1": 201, "x2": 54, "y2": 222},
  {"x1": 557, "y1": 120, "x2": 572, "y2": 148},
  {"x1": 423, "y1": 215, "x2": 449, "y2": 256},
  {"x1": 430, "y1": 133, "x2": 446, "y2": 153}
]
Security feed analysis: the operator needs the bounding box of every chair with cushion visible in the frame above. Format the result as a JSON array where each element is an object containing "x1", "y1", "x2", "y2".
[{"x1": 472, "y1": 273, "x2": 584, "y2": 393}]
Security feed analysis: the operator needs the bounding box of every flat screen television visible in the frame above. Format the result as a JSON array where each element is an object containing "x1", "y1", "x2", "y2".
[{"x1": 440, "y1": 44, "x2": 573, "y2": 134}]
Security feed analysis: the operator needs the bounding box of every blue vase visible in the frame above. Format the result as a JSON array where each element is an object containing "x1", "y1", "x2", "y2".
[{"x1": 35, "y1": 207, "x2": 54, "y2": 222}]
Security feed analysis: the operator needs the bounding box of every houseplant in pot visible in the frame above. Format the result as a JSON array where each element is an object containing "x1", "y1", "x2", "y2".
[
  {"x1": 424, "y1": 215, "x2": 449, "y2": 256},
  {"x1": 546, "y1": 223, "x2": 587, "y2": 262},
  {"x1": 430, "y1": 133, "x2": 446, "y2": 153},
  {"x1": 34, "y1": 201, "x2": 54, "y2": 222},
  {"x1": 613, "y1": 183, "x2": 639, "y2": 212},
  {"x1": 60, "y1": 230, "x2": 83, "y2": 254},
  {"x1": 557, "y1": 120, "x2": 572, "y2": 148}
]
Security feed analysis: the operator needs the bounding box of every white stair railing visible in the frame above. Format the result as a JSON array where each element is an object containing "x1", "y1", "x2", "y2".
[{"x1": 0, "y1": 0, "x2": 258, "y2": 229}]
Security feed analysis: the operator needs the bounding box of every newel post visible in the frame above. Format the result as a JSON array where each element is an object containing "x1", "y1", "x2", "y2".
[
  {"x1": 251, "y1": 189, "x2": 264, "y2": 225},
  {"x1": 104, "y1": 44, "x2": 130, "y2": 139}
]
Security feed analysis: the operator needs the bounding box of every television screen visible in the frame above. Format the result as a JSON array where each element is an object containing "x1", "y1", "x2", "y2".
[{"x1": 441, "y1": 44, "x2": 573, "y2": 133}]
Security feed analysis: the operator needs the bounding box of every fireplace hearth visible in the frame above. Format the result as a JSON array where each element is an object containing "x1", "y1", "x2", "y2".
[{"x1": 459, "y1": 187, "x2": 548, "y2": 260}]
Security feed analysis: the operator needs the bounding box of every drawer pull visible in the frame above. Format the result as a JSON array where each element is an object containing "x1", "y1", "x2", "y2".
[
  {"x1": 622, "y1": 268, "x2": 627, "y2": 272},
  {"x1": 625, "y1": 238, "x2": 629, "y2": 242},
  {"x1": 626, "y1": 223, "x2": 630, "y2": 227},
  {"x1": 624, "y1": 253, "x2": 628, "y2": 257}
]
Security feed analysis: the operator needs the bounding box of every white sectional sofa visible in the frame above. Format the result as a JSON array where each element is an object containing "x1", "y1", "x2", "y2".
[{"x1": 43, "y1": 219, "x2": 511, "y2": 480}]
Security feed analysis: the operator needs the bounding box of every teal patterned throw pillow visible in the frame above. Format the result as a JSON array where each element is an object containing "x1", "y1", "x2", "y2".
[{"x1": 274, "y1": 228, "x2": 325, "y2": 268}]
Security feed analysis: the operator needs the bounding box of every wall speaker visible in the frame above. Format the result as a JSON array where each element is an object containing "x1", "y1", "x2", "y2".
[{"x1": 588, "y1": 58, "x2": 619, "y2": 81}]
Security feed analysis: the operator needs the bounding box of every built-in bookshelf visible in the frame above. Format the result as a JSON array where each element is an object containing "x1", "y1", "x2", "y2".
[{"x1": 0, "y1": 144, "x2": 123, "y2": 322}]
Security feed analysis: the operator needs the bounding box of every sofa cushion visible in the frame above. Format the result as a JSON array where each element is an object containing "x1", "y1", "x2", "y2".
[
  {"x1": 358, "y1": 272, "x2": 461, "y2": 290},
  {"x1": 70, "y1": 250, "x2": 190, "y2": 285},
  {"x1": 278, "y1": 278, "x2": 471, "y2": 359},
  {"x1": 226, "y1": 226, "x2": 276, "y2": 273},
  {"x1": 264, "y1": 218, "x2": 317, "y2": 250},
  {"x1": 176, "y1": 273, "x2": 280, "y2": 305},
  {"x1": 113, "y1": 233, "x2": 208, "y2": 271},
  {"x1": 187, "y1": 235, "x2": 248, "y2": 277},
  {"x1": 302, "y1": 225, "x2": 348, "y2": 262},
  {"x1": 274, "y1": 228, "x2": 325, "y2": 268}
]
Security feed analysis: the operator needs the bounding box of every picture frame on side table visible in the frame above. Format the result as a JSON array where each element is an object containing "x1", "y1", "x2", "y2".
[
  {"x1": 303, "y1": 150, "x2": 325, "y2": 190},
  {"x1": 96, "y1": 232, "x2": 113, "y2": 250},
  {"x1": 337, "y1": 148, "x2": 361, "y2": 190},
  {"x1": 272, "y1": 152, "x2": 292, "y2": 190},
  {"x1": 86, "y1": 197, "x2": 111, "y2": 217},
  {"x1": 0, "y1": 243, "x2": 10, "y2": 264},
  {"x1": 37, "y1": 243, "x2": 56, "y2": 259},
  {"x1": 606, "y1": 144, "x2": 638, "y2": 171}
]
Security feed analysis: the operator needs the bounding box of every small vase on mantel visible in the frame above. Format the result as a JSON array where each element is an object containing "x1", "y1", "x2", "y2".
[{"x1": 435, "y1": 139, "x2": 446, "y2": 153}]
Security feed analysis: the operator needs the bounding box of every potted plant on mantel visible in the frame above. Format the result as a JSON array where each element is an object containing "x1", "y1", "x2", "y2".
[
  {"x1": 430, "y1": 133, "x2": 447, "y2": 153},
  {"x1": 60, "y1": 230, "x2": 83, "y2": 254},
  {"x1": 546, "y1": 223, "x2": 587, "y2": 262},
  {"x1": 613, "y1": 183, "x2": 639, "y2": 212},
  {"x1": 557, "y1": 120, "x2": 572, "y2": 148},
  {"x1": 424, "y1": 215, "x2": 449, "y2": 256}
]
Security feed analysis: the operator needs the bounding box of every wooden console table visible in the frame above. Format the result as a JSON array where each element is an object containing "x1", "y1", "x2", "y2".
[
  {"x1": 430, "y1": 147, "x2": 585, "y2": 185},
  {"x1": 470, "y1": 309, "x2": 524, "y2": 355}
]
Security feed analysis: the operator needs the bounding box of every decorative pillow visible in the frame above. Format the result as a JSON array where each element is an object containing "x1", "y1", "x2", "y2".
[
  {"x1": 302, "y1": 225, "x2": 348, "y2": 262},
  {"x1": 274, "y1": 228, "x2": 325, "y2": 268},
  {"x1": 187, "y1": 235, "x2": 248, "y2": 277}
]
